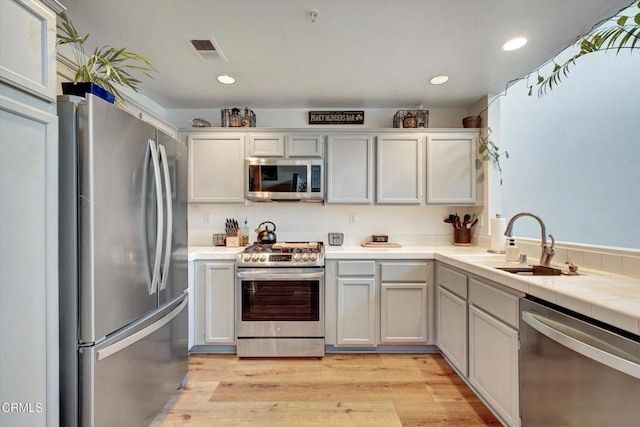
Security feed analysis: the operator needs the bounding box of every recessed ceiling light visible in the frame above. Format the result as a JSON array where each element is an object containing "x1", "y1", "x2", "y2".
[
  {"x1": 216, "y1": 74, "x2": 236, "y2": 84},
  {"x1": 503, "y1": 37, "x2": 527, "y2": 51},
  {"x1": 430, "y1": 75, "x2": 450, "y2": 85}
]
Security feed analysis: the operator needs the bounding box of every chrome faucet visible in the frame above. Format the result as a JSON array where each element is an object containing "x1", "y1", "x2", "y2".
[{"x1": 504, "y1": 212, "x2": 556, "y2": 266}]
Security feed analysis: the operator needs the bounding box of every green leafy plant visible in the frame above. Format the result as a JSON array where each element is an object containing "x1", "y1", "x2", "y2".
[
  {"x1": 479, "y1": 127, "x2": 509, "y2": 174},
  {"x1": 56, "y1": 11, "x2": 156, "y2": 104},
  {"x1": 529, "y1": 1, "x2": 640, "y2": 96}
]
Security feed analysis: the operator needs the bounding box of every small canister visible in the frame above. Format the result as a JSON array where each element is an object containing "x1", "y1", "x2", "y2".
[
  {"x1": 221, "y1": 109, "x2": 230, "y2": 127},
  {"x1": 230, "y1": 108, "x2": 241, "y2": 127}
]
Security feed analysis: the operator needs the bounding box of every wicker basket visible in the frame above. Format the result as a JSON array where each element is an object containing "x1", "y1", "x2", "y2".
[
  {"x1": 462, "y1": 116, "x2": 482, "y2": 128},
  {"x1": 212, "y1": 233, "x2": 226, "y2": 246}
]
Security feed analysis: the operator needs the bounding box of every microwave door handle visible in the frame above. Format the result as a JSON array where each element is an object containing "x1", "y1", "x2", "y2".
[
  {"x1": 522, "y1": 311, "x2": 640, "y2": 380},
  {"x1": 148, "y1": 139, "x2": 164, "y2": 295},
  {"x1": 158, "y1": 144, "x2": 173, "y2": 291}
]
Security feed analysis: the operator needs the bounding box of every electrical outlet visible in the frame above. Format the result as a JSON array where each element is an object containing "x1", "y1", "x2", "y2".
[
  {"x1": 349, "y1": 213, "x2": 357, "y2": 224},
  {"x1": 203, "y1": 212, "x2": 211, "y2": 224}
]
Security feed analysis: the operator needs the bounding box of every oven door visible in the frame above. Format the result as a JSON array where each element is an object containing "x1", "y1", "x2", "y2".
[{"x1": 236, "y1": 268, "x2": 324, "y2": 338}]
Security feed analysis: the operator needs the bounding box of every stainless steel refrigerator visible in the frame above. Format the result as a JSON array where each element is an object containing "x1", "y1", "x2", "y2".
[{"x1": 58, "y1": 93, "x2": 188, "y2": 427}]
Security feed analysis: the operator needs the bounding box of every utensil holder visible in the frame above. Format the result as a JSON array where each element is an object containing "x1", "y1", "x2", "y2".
[{"x1": 453, "y1": 228, "x2": 473, "y2": 246}]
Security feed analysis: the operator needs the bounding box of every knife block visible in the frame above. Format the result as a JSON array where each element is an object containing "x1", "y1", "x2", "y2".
[{"x1": 226, "y1": 236, "x2": 240, "y2": 247}]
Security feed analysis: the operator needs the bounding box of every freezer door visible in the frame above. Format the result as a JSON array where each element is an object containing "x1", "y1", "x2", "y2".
[
  {"x1": 79, "y1": 294, "x2": 188, "y2": 427},
  {"x1": 157, "y1": 131, "x2": 189, "y2": 306},
  {"x1": 77, "y1": 94, "x2": 160, "y2": 343}
]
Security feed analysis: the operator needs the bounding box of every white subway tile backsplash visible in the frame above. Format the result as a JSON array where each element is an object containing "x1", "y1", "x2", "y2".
[
  {"x1": 622, "y1": 256, "x2": 640, "y2": 278},
  {"x1": 602, "y1": 254, "x2": 624, "y2": 275},
  {"x1": 582, "y1": 251, "x2": 602, "y2": 271},
  {"x1": 567, "y1": 249, "x2": 584, "y2": 266}
]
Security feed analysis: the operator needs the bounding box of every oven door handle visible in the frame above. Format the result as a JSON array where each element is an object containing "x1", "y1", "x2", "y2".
[
  {"x1": 237, "y1": 271, "x2": 325, "y2": 281},
  {"x1": 522, "y1": 311, "x2": 640, "y2": 380}
]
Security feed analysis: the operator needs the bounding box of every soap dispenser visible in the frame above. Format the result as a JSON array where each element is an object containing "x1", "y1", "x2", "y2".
[{"x1": 505, "y1": 239, "x2": 520, "y2": 262}]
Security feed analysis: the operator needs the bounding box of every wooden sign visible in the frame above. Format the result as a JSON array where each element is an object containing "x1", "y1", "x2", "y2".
[{"x1": 308, "y1": 111, "x2": 364, "y2": 125}]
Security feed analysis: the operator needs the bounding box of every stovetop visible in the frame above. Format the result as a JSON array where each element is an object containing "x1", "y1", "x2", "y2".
[{"x1": 237, "y1": 242, "x2": 324, "y2": 267}]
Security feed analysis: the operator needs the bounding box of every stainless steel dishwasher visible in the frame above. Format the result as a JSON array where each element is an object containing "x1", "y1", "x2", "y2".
[{"x1": 520, "y1": 296, "x2": 640, "y2": 426}]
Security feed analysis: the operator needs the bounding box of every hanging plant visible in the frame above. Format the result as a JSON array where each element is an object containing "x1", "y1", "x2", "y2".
[
  {"x1": 478, "y1": 127, "x2": 509, "y2": 175},
  {"x1": 56, "y1": 11, "x2": 157, "y2": 105},
  {"x1": 529, "y1": 2, "x2": 640, "y2": 96}
]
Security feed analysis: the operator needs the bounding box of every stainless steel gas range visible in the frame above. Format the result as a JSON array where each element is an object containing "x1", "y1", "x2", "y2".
[{"x1": 235, "y1": 242, "x2": 325, "y2": 357}]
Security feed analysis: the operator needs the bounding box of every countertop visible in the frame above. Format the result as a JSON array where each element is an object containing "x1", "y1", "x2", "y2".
[{"x1": 189, "y1": 244, "x2": 640, "y2": 336}]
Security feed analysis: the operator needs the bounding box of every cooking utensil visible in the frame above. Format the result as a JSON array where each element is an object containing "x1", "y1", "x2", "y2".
[{"x1": 255, "y1": 221, "x2": 277, "y2": 244}]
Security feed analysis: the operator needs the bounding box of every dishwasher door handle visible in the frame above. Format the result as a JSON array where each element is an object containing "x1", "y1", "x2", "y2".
[{"x1": 522, "y1": 311, "x2": 640, "y2": 380}]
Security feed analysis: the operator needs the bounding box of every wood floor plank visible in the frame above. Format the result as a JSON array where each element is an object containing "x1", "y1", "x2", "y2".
[
  {"x1": 211, "y1": 381, "x2": 432, "y2": 402},
  {"x1": 293, "y1": 363, "x2": 428, "y2": 383},
  {"x1": 394, "y1": 400, "x2": 502, "y2": 426},
  {"x1": 158, "y1": 354, "x2": 500, "y2": 426},
  {"x1": 161, "y1": 401, "x2": 402, "y2": 426}
]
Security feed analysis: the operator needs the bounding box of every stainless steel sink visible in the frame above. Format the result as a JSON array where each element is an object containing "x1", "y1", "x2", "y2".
[{"x1": 496, "y1": 265, "x2": 563, "y2": 276}]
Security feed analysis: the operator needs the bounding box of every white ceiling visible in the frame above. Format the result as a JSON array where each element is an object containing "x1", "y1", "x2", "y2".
[{"x1": 61, "y1": 0, "x2": 632, "y2": 110}]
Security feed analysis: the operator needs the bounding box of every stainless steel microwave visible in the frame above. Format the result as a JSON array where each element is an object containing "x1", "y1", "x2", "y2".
[{"x1": 246, "y1": 158, "x2": 324, "y2": 202}]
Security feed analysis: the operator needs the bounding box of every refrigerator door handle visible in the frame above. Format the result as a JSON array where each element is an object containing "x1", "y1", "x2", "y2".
[
  {"x1": 148, "y1": 139, "x2": 164, "y2": 295},
  {"x1": 522, "y1": 310, "x2": 640, "y2": 380},
  {"x1": 158, "y1": 144, "x2": 173, "y2": 291},
  {"x1": 95, "y1": 296, "x2": 187, "y2": 361}
]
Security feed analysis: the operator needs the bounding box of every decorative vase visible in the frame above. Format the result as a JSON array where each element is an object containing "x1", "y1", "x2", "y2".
[{"x1": 61, "y1": 82, "x2": 116, "y2": 104}]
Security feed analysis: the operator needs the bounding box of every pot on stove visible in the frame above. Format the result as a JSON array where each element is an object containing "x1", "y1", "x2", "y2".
[{"x1": 255, "y1": 221, "x2": 277, "y2": 244}]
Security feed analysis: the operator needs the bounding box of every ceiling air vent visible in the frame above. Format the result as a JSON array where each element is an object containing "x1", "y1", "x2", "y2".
[{"x1": 186, "y1": 37, "x2": 228, "y2": 62}]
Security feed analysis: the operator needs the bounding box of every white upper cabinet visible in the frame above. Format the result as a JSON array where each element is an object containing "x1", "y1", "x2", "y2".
[
  {"x1": 287, "y1": 133, "x2": 324, "y2": 157},
  {"x1": 0, "y1": 0, "x2": 58, "y2": 101},
  {"x1": 1, "y1": 2, "x2": 63, "y2": 425},
  {"x1": 187, "y1": 133, "x2": 245, "y2": 203},
  {"x1": 426, "y1": 133, "x2": 477, "y2": 204},
  {"x1": 247, "y1": 133, "x2": 324, "y2": 157},
  {"x1": 326, "y1": 134, "x2": 373, "y2": 204},
  {"x1": 376, "y1": 134, "x2": 423, "y2": 204},
  {"x1": 247, "y1": 133, "x2": 285, "y2": 157}
]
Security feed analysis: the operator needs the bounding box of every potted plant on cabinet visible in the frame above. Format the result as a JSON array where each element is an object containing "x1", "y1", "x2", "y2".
[{"x1": 56, "y1": 11, "x2": 156, "y2": 105}]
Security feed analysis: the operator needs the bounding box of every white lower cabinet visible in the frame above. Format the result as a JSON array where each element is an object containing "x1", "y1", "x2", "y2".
[
  {"x1": 468, "y1": 277, "x2": 521, "y2": 427},
  {"x1": 337, "y1": 276, "x2": 377, "y2": 346},
  {"x1": 329, "y1": 260, "x2": 431, "y2": 348},
  {"x1": 380, "y1": 283, "x2": 428, "y2": 343},
  {"x1": 437, "y1": 286, "x2": 468, "y2": 374},
  {"x1": 195, "y1": 261, "x2": 236, "y2": 345},
  {"x1": 379, "y1": 262, "x2": 430, "y2": 344},
  {"x1": 436, "y1": 263, "x2": 469, "y2": 375}
]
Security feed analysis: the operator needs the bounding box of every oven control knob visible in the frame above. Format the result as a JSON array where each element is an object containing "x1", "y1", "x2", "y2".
[
  {"x1": 302, "y1": 253, "x2": 310, "y2": 261},
  {"x1": 259, "y1": 254, "x2": 267, "y2": 262},
  {"x1": 293, "y1": 253, "x2": 302, "y2": 261},
  {"x1": 251, "y1": 253, "x2": 259, "y2": 262},
  {"x1": 309, "y1": 253, "x2": 317, "y2": 261},
  {"x1": 243, "y1": 253, "x2": 252, "y2": 262}
]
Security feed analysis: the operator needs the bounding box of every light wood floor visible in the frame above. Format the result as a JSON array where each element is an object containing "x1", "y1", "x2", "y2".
[{"x1": 154, "y1": 353, "x2": 500, "y2": 426}]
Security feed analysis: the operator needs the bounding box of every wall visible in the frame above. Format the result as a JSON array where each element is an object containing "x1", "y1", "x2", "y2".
[
  {"x1": 189, "y1": 202, "x2": 485, "y2": 247},
  {"x1": 498, "y1": 34, "x2": 640, "y2": 277},
  {"x1": 500, "y1": 51, "x2": 640, "y2": 251}
]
